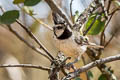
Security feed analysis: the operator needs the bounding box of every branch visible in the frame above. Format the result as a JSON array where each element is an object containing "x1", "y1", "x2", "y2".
[
  {"x1": 0, "y1": 6, "x2": 54, "y2": 61},
  {"x1": 0, "y1": 64, "x2": 50, "y2": 71},
  {"x1": 100, "y1": 7, "x2": 120, "y2": 53},
  {"x1": 17, "y1": 5, "x2": 53, "y2": 31},
  {"x1": 104, "y1": 28, "x2": 119, "y2": 47},
  {"x1": 99, "y1": 14, "x2": 114, "y2": 58},
  {"x1": 63, "y1": 54, "x2": 120, "y2": 79},
  {"x1": 75, "y1": 0, "x2": 100, "y2": 29},
  {"x1": 7, "y1": 25, "x2": 52, "y2": 62},
  {"x1": 45, "y1": 0, "x2": 73, "y2": 28},
  {"x1": 100, "y1": 14, "x2": 113, "y2": 47},
  {"x1": 70, "y1": 0, "x2": 74, "y2": 22},
  {"x1": 106, "y1": 0, "x2": 112, "y2": 14},
  {"x1": 104, "y1": 34, "x2": 114, "y2": 47},
  {"x1": 16, "y1": 20, "x2": 55, "y2": 60}
]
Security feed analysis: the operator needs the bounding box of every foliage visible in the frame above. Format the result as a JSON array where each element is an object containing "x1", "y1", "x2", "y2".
[
  {"x1": 13, "y1": 0, "x2": 42, "y2": 6},
  {"x1": 24, "y1": 0, "x2": 42, "y2": 6},
  {"x1": 88, "y1": 71, "x2": 93, "y2": 79},
  {"x1": 98, "y1": 74, "x2": 107, "y2": 80},
  {"x1": 85, "y1": 13, "x2": 106, "y2": 35},
  {"x1": 13, "y1": 0, "x2": 25, "y2": 4},
  {"x1": 0, "y1": 0, "x2": 120, "y2": 80},
  {"x1": 0, "y1": 10, "x2": 19, "y2": 24}
]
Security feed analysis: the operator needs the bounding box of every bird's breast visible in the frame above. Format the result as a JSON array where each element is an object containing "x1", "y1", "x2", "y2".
[{"x1": 53, "y1": 38, "x2": 87, "y2": 60}]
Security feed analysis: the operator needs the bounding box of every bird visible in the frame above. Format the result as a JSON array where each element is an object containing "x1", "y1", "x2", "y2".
[
  {"x1": 52, "y1": 12, "x2": 89, "y2": 80},
  {"x1": 52, "y1": 12, "x2": 103, "y2": 67},
  {"x1": 52, "y1": 12, "x2": 89, "y2": 66}
]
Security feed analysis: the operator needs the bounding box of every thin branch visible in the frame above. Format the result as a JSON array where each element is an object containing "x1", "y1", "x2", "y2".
[
  {"x1": 16, "y1": 20, "x2": 55, "y2": 60},
  {"x1": 104, "y1": 33, "x2": 114, "y2": 47},
  {"x1": 100, "y1": 8, "x2": 120, "y2": 48},
  {"x1": 86, "y1": 47, "x2": 115, "y2": 80},
  {"x1": 63, "y1": 54, "x2": 120, "y2": 79},
  {"x1": 100, "y1": 14, "x2": 113, "y2": 46},
  {"x1": 70, "y1": 0, "x2": 74, "y2": 22},
  {"x1": 81, "y1": 55, "x2": 90, "y2": 80},
  {"x1": 100, "y1": 0, "x2": 108, "y2": 18},
  {"x1": 104, "y1": 28, "x2": 119, "y2": 47},
  {"x1": 7, "y1": 25, "x2": 52, "y2": 62},
  {"x1": 17, "y1": 5, "x2": 53, "y2": 31},
  {"x1": 0, "y1": 5, "x2": 54, "y2": 61},
  {"x1": 45, "y1": 0, "x2": 73, "y2": 28},
  {"x1": 109, "y1": 8, "x2": 120, "y2": 15},
  {"x1": 0, "y1": 6, "x2": 4, "y2": 12},
  {"x1": 107, "y1": 0, "x2": 112, "y2": 14},
  {"x1": 0, "y1": 64, "x2": 50, "y2": 71},
  {"x1": 98, "y1": 14, "x2": 114, "y2": 58},
  {"x1": 75, "y1": 0, "x2": 100, "y2": 25},
  {"x1": 31, "y1": 15, "x2": 53, "y2": 31}
]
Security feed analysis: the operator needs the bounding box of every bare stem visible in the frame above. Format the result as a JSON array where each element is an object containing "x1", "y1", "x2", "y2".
[
  {"x1": 16, "y1": 20, "x2": 55, "y2": 60},
  {"x1": 70, "y1": 0, "x2": 74, "y2": 22},
  {"x1": 0, "y1": 64, "x2": 50, "y2": 71},
  {"x1": 64, "y1": 54, "x2": 120, "y2": 79},
  {"x1": 45, "y1": 0, "x2": 73, "y2": 28},
  {"x1": 7, "y1": 25, "x2": 52, "y2": 62},
  {"x1": 105, "y1": 29, "x2": 119, "y2": 47},
  {"x1": 17, "y1": 5, "x2": 53, "y2": 31}
]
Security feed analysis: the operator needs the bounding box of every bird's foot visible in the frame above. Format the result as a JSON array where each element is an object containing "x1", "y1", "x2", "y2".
[{"x1": 65, "y1": 62, "x2": 77, "y2": 71}]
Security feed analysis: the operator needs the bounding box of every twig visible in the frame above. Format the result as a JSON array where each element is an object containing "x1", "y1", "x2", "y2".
[
  {"x1": 7, "y1": 25, "x2": 52, "y2": 62},
  {"x1": 98, "y1": 14, "x2": 114, "y2": 58},
  {"x1": 109, "y1": 8, "x2": 120, "y2": 15},
  {"x1": 100, "y1": 14, "x2": 113, "y2": 46},
  {"x1": 16, "y1": 20, "x2": 55, "y2": 60},
  {"x1": 45, "y1": 0, "x2": 73, "y2": 28},
  {"x1": 104, "y1": 28, "x2": 119, "y2": 47},
  {"x1": 0, "y1": 6, "x2": 4, "y2": 12},
  {"x1": 63, "y1": 54, "x2": 120, "y2": 79},
  {"x1": 75, "y1": 0, "x2": 100, "y2": 27},
  {"x1": 16, "y1": 20, "x2": 42, "y2": 47},
  {"x1": 0, "y1": 5, "x2": 54, "y2": 61},
  {"x1": 81, "y1": 55, "x2": 90, "y2": 80},
  {"x1": 17, "y1": 5, "x2": 53, "y2": 31},
  {"x1": 70, "y1": 0, "x2": 74, "y2": 22},
  {"x1": 104, "y1": 33, "x2": 114, "y2": 47},
  {"x1": 0, "y1": 64, "x2": 50, "y2": 71},
  {"x1": 107, "y1": 0, "x2": 112, "y2": 14},
  {"x1": 100, "y1": 0, "x2": 108, "y2": 19},
  {"x1": 100, "y1": 8, "x2": 120, "y2": 46}
]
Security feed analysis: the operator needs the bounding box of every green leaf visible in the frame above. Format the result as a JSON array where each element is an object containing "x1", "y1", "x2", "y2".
[
  {"x1": 85, "y1": 13, "x2": 106, "y2": 35},
  {"x1": 75, "y1": 77, "x2": 81, "y2": 80},
  {"x1": 98, "y1": 74, "x2": 107, "y2": 80},
  {"x1": 88, "y1": 71, "x2": 93, "y2": 78},
  {"x1": 24, "y1": 0, "x2": 41, "y2": 6},
  {"x1": 0, "y1": 10, "x2": 19, "y2": 24},
  {"x1": 13, "y1": 0, "x2": 25, "y2": 4}
]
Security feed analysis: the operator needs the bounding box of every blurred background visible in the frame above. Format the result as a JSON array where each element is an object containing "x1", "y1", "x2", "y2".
[{"x1": 0, "y1": 0, "x2": 120, "y2": 80}]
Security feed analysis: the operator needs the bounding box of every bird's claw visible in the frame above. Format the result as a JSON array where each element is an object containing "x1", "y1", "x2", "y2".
[{"x1": 65, "y1": 62, "x2": 77, "y2": 71}]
